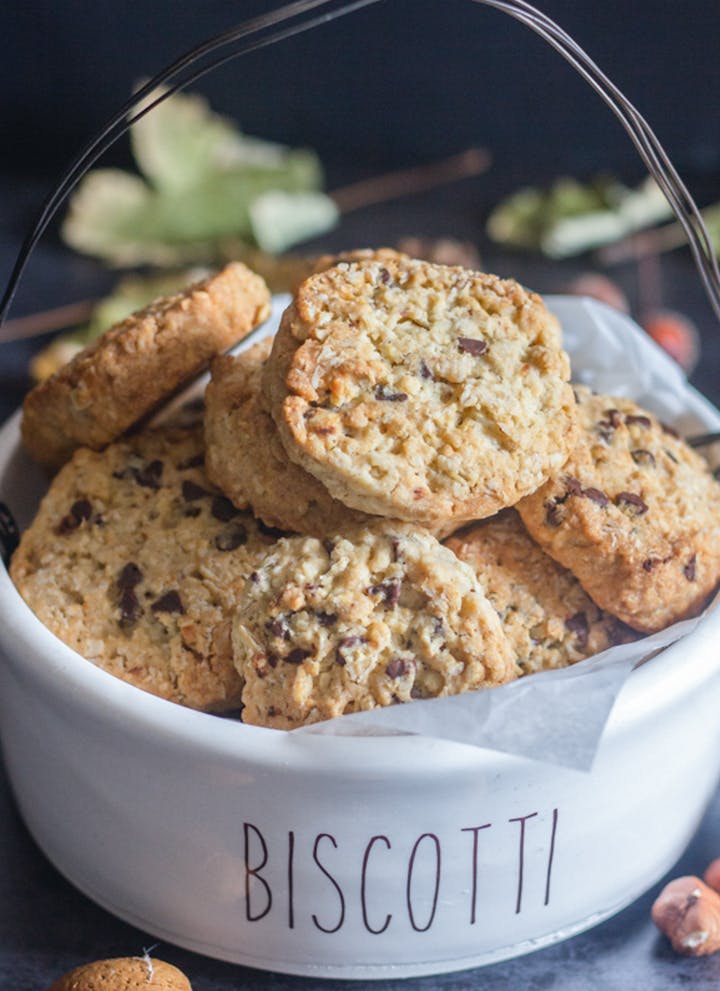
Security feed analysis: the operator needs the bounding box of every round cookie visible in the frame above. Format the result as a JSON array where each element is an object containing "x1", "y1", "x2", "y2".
[
  {"x1": 48, "y1": 957, "x2": 191, "y2": 991},
  {"x1": 11, "y1": 424, "x2": 281, "y2": 711},
  {"x1": 205, "y1": 338, "x2": 373, "y2": 537},
  {"x1": 263, "y1": 258, "x2": 577, "y2": 527},
  {"x1": 304, "y1": 246, "x2": 408, "y2": 282},
  {"x1": 232, "y1": 521, "x2": 517, "y2": 729},
  {"x1": 22, "y1": 262, "x2": 271, "y2": 470},
  {"x1": 445, "y1": 511, "x2": 635, "y2": 675},
  {"x1": 516, "y1": 386, "x2": 720, "y2": 633}
]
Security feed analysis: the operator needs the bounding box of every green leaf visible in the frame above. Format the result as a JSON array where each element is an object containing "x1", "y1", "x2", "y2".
[
  {"x1": 249, "y1": 190, "x2": 339, "y2": 253},
  {"x1": 61, "y1": 87, "x2": 336, "y2": 264},
  {"x1": 487, "y1": 175, "x2": 673, "y2": 257},
  {"x1": 130, "y1": 89, "x2": 283, "y2": 193}
]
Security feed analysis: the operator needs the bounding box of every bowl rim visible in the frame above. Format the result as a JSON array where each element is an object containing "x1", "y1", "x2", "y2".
[{"x1": 2, "y1": 294, "x2": 720, "y2": 772}]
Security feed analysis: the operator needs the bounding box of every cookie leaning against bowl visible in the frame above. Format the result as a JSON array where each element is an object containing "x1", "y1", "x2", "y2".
[
  {"x1": 206, "y1": 338, "x2": 376, "y2": 537},
  {"x1": 446, "y1": 511, "x2": 636, "y2": 675},
  {"x1": 262, "y1": 258, "x2": 577, "y2": 528},
  {"x1": 517, "y1": 386, "x2": 720, "y2": 633},
  {"x1": 21, "y1": 261, "x2": 271, "y2": 470},
  {"x1": 10, "y1": 423, "x2": 282, "y2": 711},
  {"x1": 233, "y1": 521, "x2": 517, "y2": 729}
]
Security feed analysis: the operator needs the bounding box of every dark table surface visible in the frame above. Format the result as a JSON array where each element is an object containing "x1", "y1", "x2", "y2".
[{"x1": 1, "y1": 176, "x2": 720, "y2": 990}]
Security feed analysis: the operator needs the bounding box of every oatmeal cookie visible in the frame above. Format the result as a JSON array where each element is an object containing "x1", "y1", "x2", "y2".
[
  {"x1": 446, "y1": 511, "x2": 634, "y2": 674},
  {"x1": 205, "y1": 338, "x2": 373, "y2": 537},
  {"x1": 21, "y1": 262, "x2": 271, "y2": 470},
  {"x1": 263, "y1": 258, "x2": 576, "y2": 527},
  {"x1": 517, "y1": 386, "x2": 720, "y2": 632},
  {"x1": 233, "y1": 521, "x2": 516, "y2": 729},
  {"x1": 11, "y1": 424, "x2": 280, "y2": 711}
]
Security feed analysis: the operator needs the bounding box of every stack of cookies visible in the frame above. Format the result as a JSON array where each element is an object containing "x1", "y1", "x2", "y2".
[{"x1": 11, "y1": 254, "x2": 720, "y2": 729}]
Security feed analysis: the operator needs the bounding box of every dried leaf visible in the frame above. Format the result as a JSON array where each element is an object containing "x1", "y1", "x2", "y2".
[
  {"x1": 487, "y1": 175, "x2": 673, "y2": 257},
  {"x1": 61, "y1": 88, "x2": 336, "y2": 264},
  {"x1": 249, "y1": 190, "x2": 339, "y2": 253}
]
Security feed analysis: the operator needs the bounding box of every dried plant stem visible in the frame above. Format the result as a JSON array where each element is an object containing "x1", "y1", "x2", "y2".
[
  {"x1": 330, "y1": 148, "x2": 491, "y2": 213},
  {"x1": 598, "y1": 222, "x2": 690, "y2": 266},
  {"x1": 0, "y1": 299, "x2": 96, "y2": 344}
]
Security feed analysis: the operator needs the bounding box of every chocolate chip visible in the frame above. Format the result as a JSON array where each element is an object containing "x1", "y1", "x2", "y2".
[
  {"x1": 177, "y1": 453, "x2": 205, "y2": 470},
  {"x1": 267, "y1": 653, "x2": 278, "y2": 669},
  {"x1": 410, "y1": 686, "x2": 427, "y2": 700},
  {"x1": 379, "y1": 267, "x2": 392, "y2": 285},
  {"x1": 323, "y1": 538, "x2": 336, "y2": 556},
  {"x1": 258, "y1": 520, "x2": 288, "y2": 539},
  {"x1": 545, "y1": 499, "x2": 565, "y2": 527},
  {"x1": 317, "y1": 611, "x2": 338, "y2": 627},
  {"x1": 391, "y1": 538, "x2": 402, "y2": 563},
  {"x1": 419, "y1": 360, "x2": 433, "y2": 380},
  {"x1": 117, "y1": 562, "x2": 143, "y2": 589},
  {"x1": 285, "y1": 647, "x2": 312, "y2": 665},
  {"x1": 72, "y1": 499, "x2": 92, "y2": 521},
  {"x1": 56, "y1": 498, "x2": 93, "y2": 535},
  {"x1": 643, "y1": 558, "x2": 658, "y2": 572},
  {"x1": 614, "y1": 492, "x2": 648, "y2": 515},
  {"x1": 211, "y1": 495, "x2": 239, "y2": 521},
  {"x1": 335, "y1": 635, "x2": 364, "y2": 666},
  {"x1": 184, "y1": 506, "x2": 202, "y2": 518},
  {"x1": 250, "y1": 571, "x2": 260, "y2": 584},
  {"x1": 182, "y1": 479, "x2": 210, "y2": 502},
  {"x1": 583, "y1": 487, "x2": 609, "y2": 507},
  {"x1": 596, "y1": 420, "x2": 618, "y2": 444},
  {"x1": 631, "y1": 449, "x2": 656, "y2": 467},
  {"x1": 386, "y1": 657, "x2": 414, "y2": 679},
  {"x1": 626, "y1": 414, "x2": 651, "y2": 429},
  {"x1": 431, "y1": 616, "x2": 445, "y2": 638},
  {"x1": 458, "y1": 337, "x2": 487, "y2": 356},
  {"x1": 565, "y1": 611, "x2": 589, "y2": 649},
  {"x1": 684, "y1": 554, "x2": 697, "y2": 582},
  {"x1": 565, "y1": 476, "x2": 584, "y2": 496},
  {"x1": 265, "y1": 616, "x2": 291, "y2": 640},
  {"x1": 118, "y1": 588, "x2": 142, "y2": 628},
  {"x1": 151, "y1": 590, "x2": 185, "y2": 614},
  {"x1": 135, "y1": 460, "x2": 164, "y2": 489},
  {"x1": 375, "y1": 384, "x2": 408, "y2": 402},
  {"x1": 603, "y1": 409, "x2": 622, "y2": 427},
  {"x1": 214, "y1": 523, "x2": 248, "y2": 551},
  {"x1": 367, "y1": 578, "x2": 402, "y2": 608}
]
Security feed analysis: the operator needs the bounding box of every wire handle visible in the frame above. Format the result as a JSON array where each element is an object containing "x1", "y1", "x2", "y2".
[{"x1": 2, "y1": 0, "x2": 719, "y2": 326}]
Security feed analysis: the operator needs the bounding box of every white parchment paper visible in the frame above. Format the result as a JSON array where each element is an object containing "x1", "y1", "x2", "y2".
[{"x1": 288, "y1": 296, "x2": 720, "y2": 771}]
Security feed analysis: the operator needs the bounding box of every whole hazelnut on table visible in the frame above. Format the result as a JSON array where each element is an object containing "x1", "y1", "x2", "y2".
[
  {"x1": 651, "y1": 876, "x2": 720, "y2": 956},
  {"x1": 47, "y1": 956, "x2": 191, "y2": 990}
]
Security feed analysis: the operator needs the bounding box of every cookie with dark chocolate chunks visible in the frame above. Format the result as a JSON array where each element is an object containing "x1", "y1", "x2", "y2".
[{"x1": 517, "y1": 386, "x2": 720, "y2": 632}]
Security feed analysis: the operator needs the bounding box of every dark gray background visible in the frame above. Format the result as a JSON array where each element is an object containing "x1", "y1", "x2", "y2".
[{"x1": 3, "y1": 0, "x2": 720, "y2": 182}]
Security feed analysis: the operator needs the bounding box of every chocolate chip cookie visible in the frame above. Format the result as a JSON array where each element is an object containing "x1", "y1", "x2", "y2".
[
  {"x1": 263, "y1": 258, "x2": 577, "y2": 528},
  {"x1": 233, "y1": 521, "x2": 517, "y2": 729},
  {"x1": 204, "y1": 338, "x2": 373, "y2": 537},
  {"x1": 11, "y1": 424, "x2": 280, "y2": 710},
  {"x1": 22, "y1": 262, "x2": 271, "y2": 470},
  {"x1": 517, "y1": 386, "x2": 720, "y2": 632},
  {"x1": 446, "y1": 511, "x2": 634, "y2": 673}
]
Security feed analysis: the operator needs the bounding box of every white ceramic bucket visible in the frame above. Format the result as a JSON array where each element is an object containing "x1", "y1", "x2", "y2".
[{"x1": 1, "y1": 297, "x2": 719, "y2": 979}]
